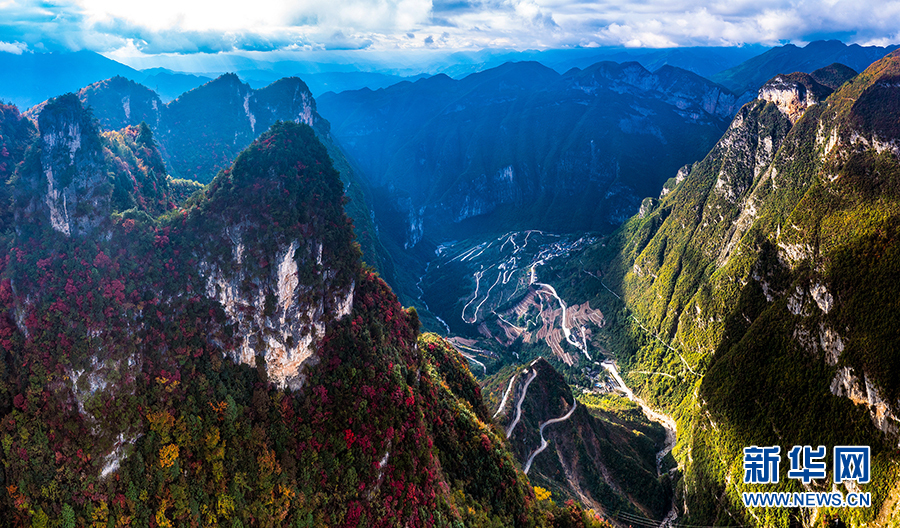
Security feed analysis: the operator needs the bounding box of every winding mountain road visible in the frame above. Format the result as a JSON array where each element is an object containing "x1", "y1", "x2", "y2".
[
  {"x1": 601, "y1": 360, "x2": 679, "y2": 527},
  {"x1": 534, "y1": 281, "x2": 591, "y2": 360},
  {"x1": 600, "y1": 360, "x2": 676, "y2": 463},
  {"x1": 461, "y1": 269, "x2": 485, "y2": 323},
  {"x1": 473, "y1": 270, "x2": 502, "y2": 321},
  {"x1": 529, "y1": 261, "x2": 592, "y2": 361},
  {"x1": 459, "y1": 352, "x2": 487, "y2": 376},
  {"x1": 493, "y1": 373, "x2": 518, "y2": 419},
  {"x1": 505, "y1": 361, "x2": 540, "y2": 438},
  {"x1": 523, "y1": 398, "x2": 578, "y2": 474}
]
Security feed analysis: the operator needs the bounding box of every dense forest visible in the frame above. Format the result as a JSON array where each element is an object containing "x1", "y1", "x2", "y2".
[{"x1": 0, "y1": 95, "x2": 611, "y2": 527}]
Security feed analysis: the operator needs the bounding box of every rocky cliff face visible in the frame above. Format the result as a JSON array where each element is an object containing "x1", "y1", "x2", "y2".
[
  {"x1": 185, "y1": 121, "x2": 359, "y2": 388},
  {"x1": 16, "y1": 96, "x2": 175, "y2": 237},
  {"x1": 2, "y1": 105, "x2": 352, "y2": 486},
  {"x1": 18, "y1": 94, "x2": 109, "y2": 237},
  {"x1": 13, "y1": 96, "x2": 358, "y2": 392},
  {"x1": 200, "y1": 236, "x2": 355, "y2": 390},
  {"x1": 758, "y1": 72, "x2": 832, "y2": 123},
  {"x1": 251, "y1": 76, "x2": 317, "y2": 130},
  {"x1": 441, "y1": 164, "x2": 524, "y2": 225}
]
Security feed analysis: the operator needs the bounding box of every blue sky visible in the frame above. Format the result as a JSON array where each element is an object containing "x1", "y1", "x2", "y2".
[{"x1": 1, "y1": 0, "x2": 899, "y2": 59}]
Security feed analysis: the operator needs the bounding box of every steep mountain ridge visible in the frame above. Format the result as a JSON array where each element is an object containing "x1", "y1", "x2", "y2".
[
  {"x1": 11, "y1": 95, "x2": 359, "y2": 391},
  {"x1": 77, "y1": 76, "x2": 164, "y2": 131},
  {"x1": 161, "y1": 74, "x2": 317, "y2": 183},
  {"x1": 757, "y1": 72, "x2": 833, "y2": 123},
  {"x1": 560, "y1": 50, "x2": 900, "y2": 526},
  {"x1": 27, "y1": 74, "x2": 395, "y2": 287},
  {"x1": 27, "y1": 74, "x2": 320, "y2": 184},
  {"x1": 185, "y1": 121, "x2": 358, "y2": 389},
  {"x1": 572, "y1": 62, "x2": 736, "y2": 121},
  {"x1": 16, "y1": 94, "x2": 113, "y2": 237},
  {"x1": 14, "y1": 95, "x2": 170, "y2": 237},
  {"x1": 487, "y1": 359, "x2": 671, "y2": 522},
  {"x1": 0, "y1": 95, "x2": 610, "y2": 527}
]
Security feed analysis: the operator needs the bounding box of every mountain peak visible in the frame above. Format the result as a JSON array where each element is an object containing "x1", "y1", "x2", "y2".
[
  {"x1": 758, "y1": 72, "x2": 831, "y2": 123},
  {"x1": 263, "y1": 75, "x2": 311, "y2": 93},
  {"x1": 172, "y1": 72, "x2": 250, "y2": 105},
  {"x1": 190, "y1": 120, "x2": 359, "y2": 389},
  {"x1": 36, "y1": 92, "x2": 93, "y2": 131},
  {"x1": 254, "y1": 76, "x2": 318, "y2": 128},
  {"x1": 209, "y1": 120, "x2": 338, "y2": 203},
  {"x1": 14, "y1": 93, "x2": 176, "y2": 235},
  {"x1": 583, "y1": 60, "x2": 650, "y2": 76},
  {"x1": 805, "y1": 39, "x2": 848, "y2": 51},
  {"x1": 75, "y1": 76, "x2": 163, "y2": 130},
  {"x1": 463, "y1": 60, "x2": 559, "y2": 89},
  {"x1": 38, "y1": 93, "x2": 109, "y2": 235},
  {"x1": 213, "y1": 72, "x2": 244, "y2": 85},
  {"x1": 22, "y1": 93, "x2": 109, "y2": 236},
  {"x1": 810, "y1": 63, "x2": 858, "y2": 89}
]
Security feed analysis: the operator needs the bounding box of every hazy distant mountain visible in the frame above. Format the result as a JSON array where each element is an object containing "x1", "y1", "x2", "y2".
[
  {"x1": 0, "y1": 45, "x2": 768, "y2": 108},
  {"x1": 139, "y1": 68, "x2": 213, "y2": 102},
  {"x1": 437, "y1": 46, "x2": 768, "y2": 79},
  {"x1": 710, "y1": 40, "x2": 898, "y2": 96},
  {"x1": 0, "y1": 51, "x2": 216, "y2": 108},
  {"x1": 0, "y1": 50, "x2": 140, "y2": 109},
  {"x1": 319, "y1": 60, "x2": 737, "y2": 250},
  {"x1": 238, "y1": 70, "x2": 429, "y2": 96}
]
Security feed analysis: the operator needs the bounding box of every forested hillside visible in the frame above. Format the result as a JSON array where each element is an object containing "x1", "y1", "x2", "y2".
[
  {"x1": 554, "y1": 50, "x2": 900, "y2": 526},
  {"x1": 0, "y1": 95, "x2": 611, "y2": 527}
]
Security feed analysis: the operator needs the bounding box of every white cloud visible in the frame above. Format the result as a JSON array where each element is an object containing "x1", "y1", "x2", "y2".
[
  {"x1": 1, "y1": 0, "x2": 899, "y2": 54},
  {"x1": 75, "y1": 0, "x2": 433, "y2": 34},
  {"x1": 0, "y1": 40, "x2": 27, "y2": 54}
]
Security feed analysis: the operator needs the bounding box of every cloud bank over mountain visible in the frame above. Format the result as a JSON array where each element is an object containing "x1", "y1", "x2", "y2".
[{"x1": 1, "y1": 0, "x2": 899, "y2": 56}]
